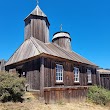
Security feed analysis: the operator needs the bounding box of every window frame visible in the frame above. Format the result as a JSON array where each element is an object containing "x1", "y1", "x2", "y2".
[
  {"x1": 23, "y1": 72, "x2": 26, "y2": 76},
  {"x1": 87, "y1": 69, "x2": 92, "y2": 83},
  {"x1": 56, "y1": 64, "x2": 63, "y2": 83},
  {"x1": 74, "y1": 67, "x2": 80, "y2": 83}
]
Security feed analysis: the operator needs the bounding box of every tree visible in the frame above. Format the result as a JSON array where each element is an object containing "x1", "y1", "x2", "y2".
[{"x1": 0, "y1": 71, "x2": 25, "y2": 102}]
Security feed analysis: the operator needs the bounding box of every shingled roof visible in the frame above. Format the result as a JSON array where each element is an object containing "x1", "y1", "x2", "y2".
[{"x1": 6, "y1": 37, "x2": 97, "y2": 66}]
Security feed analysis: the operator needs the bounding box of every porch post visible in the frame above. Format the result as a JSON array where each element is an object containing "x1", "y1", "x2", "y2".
[{"x1": 40, "y1": 57, "x2": 44, "y2": 97}]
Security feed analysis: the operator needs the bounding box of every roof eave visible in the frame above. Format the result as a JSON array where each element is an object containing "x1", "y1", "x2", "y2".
[
  {"x1": 5, "y1": 53, "x2": 43, "y2": 67},
  {"x1": 42, "y1": 53, "x2": 98, "y2": 67},
  {"x1": 5, "y1": 52, "x2": 97, "y2": 68},
  {"x1": 24, "y1": 14, "x2": 50, "y2": 26}
]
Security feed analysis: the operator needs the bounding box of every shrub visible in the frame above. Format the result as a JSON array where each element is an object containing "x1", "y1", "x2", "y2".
[
  {"x1": 0, "y1": 71, "x2": 25, "y2": 102},
  {"x1": 87, "y1": 85, "x2": 110, "y2": 105}
]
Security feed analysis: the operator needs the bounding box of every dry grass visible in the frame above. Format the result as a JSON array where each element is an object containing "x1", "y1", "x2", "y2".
[
  {"x1": 0, "y1": 100, "x2": 110, "y2": 110},
  {"x1": 0, "y1": 92, "x2": 110, "y2": 110}
]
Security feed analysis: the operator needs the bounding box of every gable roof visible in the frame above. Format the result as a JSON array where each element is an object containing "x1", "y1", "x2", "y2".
[{"x1": 6, "y1": 37, "x2": 97, "y2": 67}]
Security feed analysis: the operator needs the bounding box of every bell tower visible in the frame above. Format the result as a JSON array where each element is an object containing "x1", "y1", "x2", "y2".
[{"x1": 24, "y1": 3, "x2": 50, "y2": 43}]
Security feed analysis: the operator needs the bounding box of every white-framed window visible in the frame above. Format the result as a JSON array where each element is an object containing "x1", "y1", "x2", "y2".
[
  {"x1": 23, "y1": 72, "x2": 25, "y2": 76},
  {"x1": 56, "y1": 64, "x2": 63, "y2": 82},
  {"x1": 74, "y1": 67, "x2": 80, "y2": 82},
  {"x1": 87, "y1": 69, "x2": 92, "y2": 83}
]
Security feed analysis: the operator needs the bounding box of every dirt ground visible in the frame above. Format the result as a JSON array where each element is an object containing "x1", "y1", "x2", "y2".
[
  {"x1": 0, "y1": 100, "x2": 110, "y2": 110},
  {"x1": 0, "y1": 92, "x2": 110, "y2": 110}
]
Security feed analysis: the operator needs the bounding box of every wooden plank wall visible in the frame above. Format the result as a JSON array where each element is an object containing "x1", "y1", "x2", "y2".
[
  {"x1": 100, "y1": 74, "x2": 110, "y2": 90},
  {"x1": 44, "y1": 86, "x2": 88, "y2": 104},
  {"x1": 44, "y1": 57, "x2": 97, "y2": 87},
  {"x1": 24, "y1": 59, "x2": 40, "y2": 90},
  {"x1": 0, "y1": 60, "x2": 6, "y2": 71},
  {"x1": 25, "y1": 16, "x2": 49, "y2": 43},
  {"x1": 6, "y1": 57, "x2": 97, "y2": 91},
  {"x1": 6, "y1": 58, "x2": 40, "y2": 90},
  {"x1": 53, "y1": 37, "x2": 71, "y2": 51},
  {"x1": 25, "y1": 19, "x2": 31, "y2": 40}
]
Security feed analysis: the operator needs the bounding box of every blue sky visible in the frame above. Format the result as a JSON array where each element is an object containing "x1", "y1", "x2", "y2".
[{"x1": 0, "y1": 0, "x2": 110, "y2": 69}]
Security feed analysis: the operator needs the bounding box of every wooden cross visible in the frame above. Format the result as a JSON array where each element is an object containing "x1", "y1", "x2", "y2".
[
  {"x1": 37, "y1": 0, "x2": 39, "y2": 5},
  {"x1": 60, "y1": 24, "x2": 63, "y2": 31}
]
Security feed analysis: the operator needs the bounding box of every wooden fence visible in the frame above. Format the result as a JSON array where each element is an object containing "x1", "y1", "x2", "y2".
[{"x1": 44, "y1": 86, "x2": 88, "y2": 104}]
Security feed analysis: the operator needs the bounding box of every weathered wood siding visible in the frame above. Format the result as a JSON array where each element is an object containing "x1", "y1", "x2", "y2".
[
  {"x1": 25, "y1": 59, "x2": 40, "y2": 90},
  {"x1": 6, "y1": 58, "x2": 40, "y2": 90},
  {"x1": 53, "y1": 37, "x2": 71, "y2": 51},
  {"x1": 0, "y1": 60, "x2": 6, "y2": 71},
  {"x1": 25, "y1": 19, "x2": 31, "y2": 40},
  {"x1": 6, "y1": 56, "x2": 97, "y2": 92},
  {"x1": 25, "y1": 16, "x2": 49, "y2": 43},
  {"x1": 44, "y1": 57, "x2": 97, "y2": 87},
  {"x1": 100, "y1": 74, "x2": 110, "y2": 90},
  {"x1": 44, "y1": 86, "x2": 88, "y2": 104}
]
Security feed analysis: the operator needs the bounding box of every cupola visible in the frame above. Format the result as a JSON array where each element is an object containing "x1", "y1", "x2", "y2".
[{"x1": 52, "y1": 26, "x2": 71, "y2": 51}]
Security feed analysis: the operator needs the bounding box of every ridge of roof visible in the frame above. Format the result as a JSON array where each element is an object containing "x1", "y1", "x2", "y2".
[
  {"x1": 31, "y1": 5, "x2": 46, "y2": 17},
  {"x1": 30, "y1": 37, "x2": 43, "y2": 54}
]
